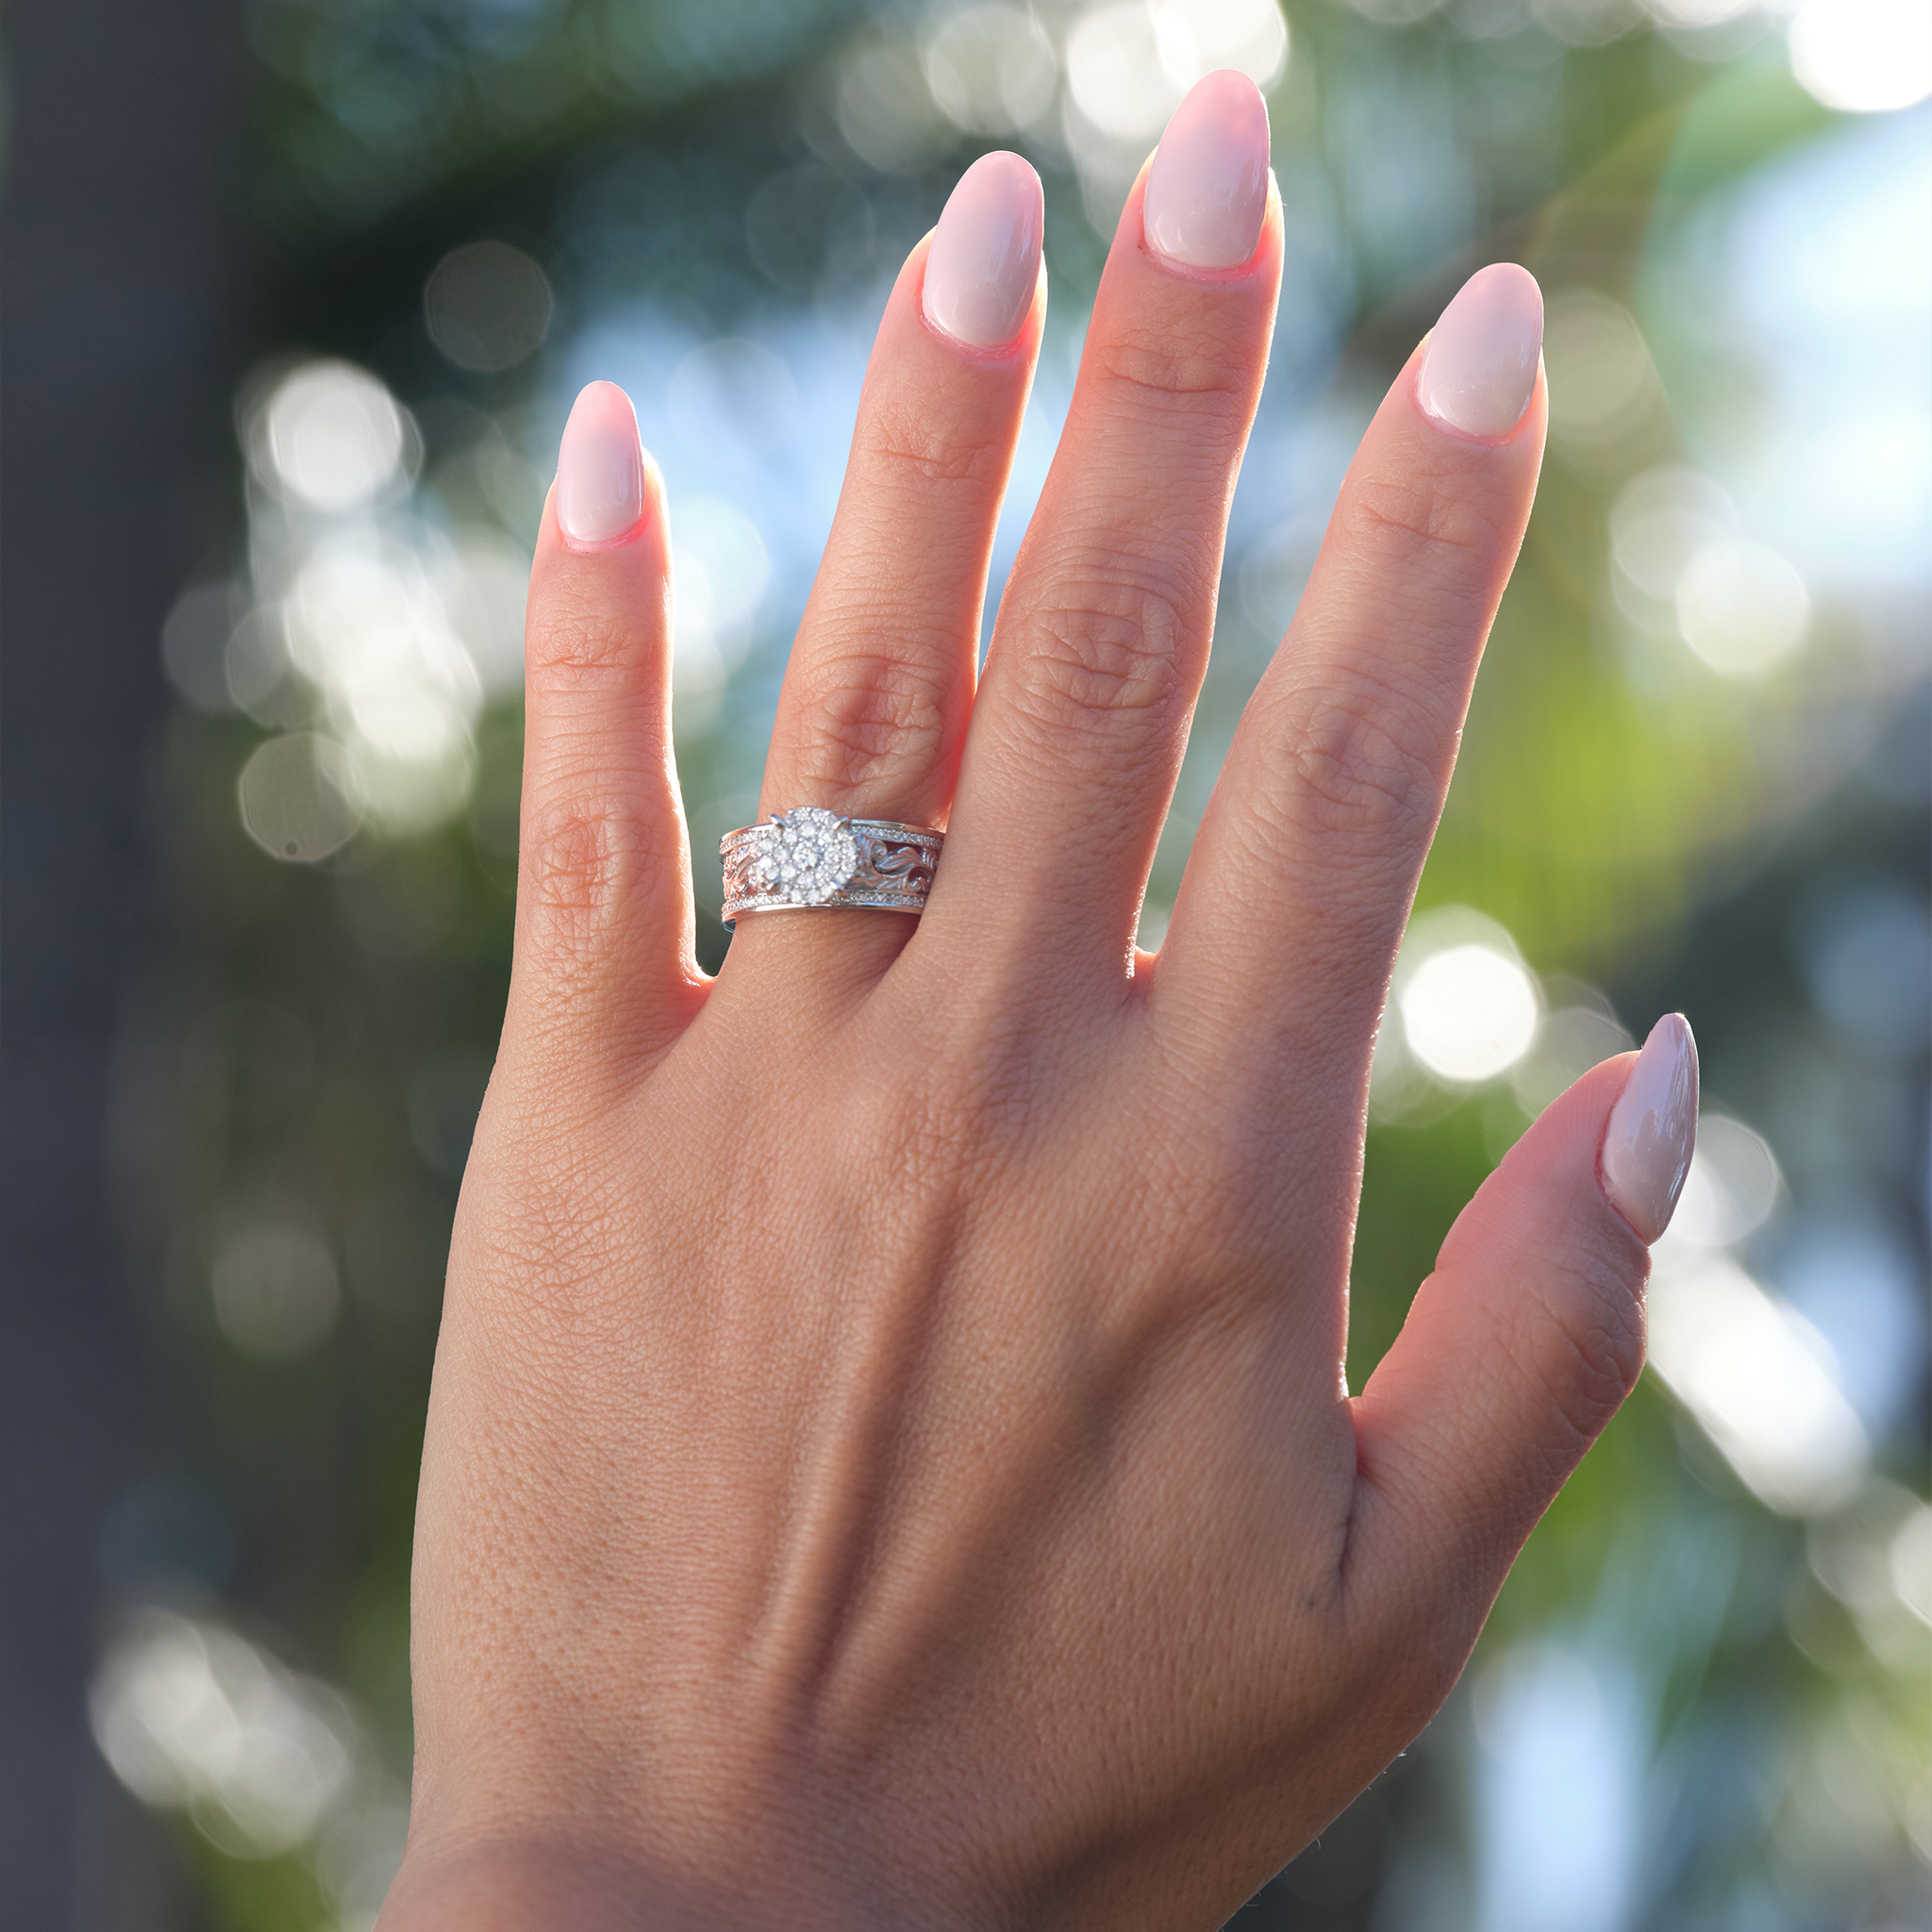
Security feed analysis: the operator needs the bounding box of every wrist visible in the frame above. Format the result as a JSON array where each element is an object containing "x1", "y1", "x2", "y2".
[
  {"x1": 377, "y1": 1821, "x2": 946, "y2": 1932},
  {"x1": 379, "y1": 1834, "x2": 678, "y2": 1932}
]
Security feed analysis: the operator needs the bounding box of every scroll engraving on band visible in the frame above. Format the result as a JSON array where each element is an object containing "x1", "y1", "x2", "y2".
[
  {"x1": 860, "y1": 837, "x2": 936, "y2": 893},
  {"x1": 721, "y1": 841, "x2": 758, "y2": 908}
]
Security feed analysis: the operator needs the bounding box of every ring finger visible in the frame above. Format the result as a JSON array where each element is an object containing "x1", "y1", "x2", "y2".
[{"x1": 728, "y1": 150, "x2": 1046, "y2": 990}]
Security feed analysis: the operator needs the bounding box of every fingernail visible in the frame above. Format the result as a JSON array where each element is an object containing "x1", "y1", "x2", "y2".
[
  {"x1": 922, "y1": 151, "x2": 1044, "y2": 351},
  {"x1": 556, "y1": 380, "x2": 646, "y2": 547},
  {"x1": 1601, "y1": 1013, "x2": 1699, "y2": 1244},
  {"x1": 1416, "y1": 263, "x2": 1543, "y2": 439},
  {"x1": 1143, "y1": 70, "x2": 1270, "y2": 273}
]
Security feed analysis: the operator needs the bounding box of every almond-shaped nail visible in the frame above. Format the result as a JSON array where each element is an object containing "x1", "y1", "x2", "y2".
[
  {"x1": 1602, "y1": 1013, "x2": 1699, "y2": 1243},
  {"x1": 1416, "y1": 263, "x2": 1543, "y2": 439},
  {"x1": 923, "y1": 151, "x2": 1044, "y2": 351},
  {"x1": 1143, "y1": 70, "x2": 1270, "y2": 273},
  {"x1": 556, "y1": 380, "x2": 646, "y2": 547}
]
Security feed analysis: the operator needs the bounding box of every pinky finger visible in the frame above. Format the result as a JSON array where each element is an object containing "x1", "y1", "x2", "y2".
[{"x1": 510, "y1": 381, "x2": 701, "y2": 1078}]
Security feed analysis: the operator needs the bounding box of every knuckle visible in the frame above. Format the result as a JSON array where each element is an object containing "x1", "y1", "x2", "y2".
[
  {"x1": 519, "y1": 797, "x2": 655, "y2": 970},
  {"x1": 1339, "y1": 471, "x2": 1507, "y2": 586},
  {"x1": 1273, "y1": 674, "x2": 1443, "y2": 851},
  {"x1": 777, "y1": 645, "x2": 954, "y2": 798},
  {"x1": 525, "y1": 801, "x2": 621, "y2": 924},
  {"x1": 858, "y1": 398, "x2": 1005, "y2": 489},
  {"x1": 1090, "y1": 325, "x2": 1255, "y2": 423},
  {"x1": 1008, "y1": 572, "x2": 1191, "y2": 747},
  {"x1": 526, "y1": 585, "x2": 658, "y2": 691},
  {"x1": 1531, "y1": 1251, "x2": 1646, "y2": 1451}
]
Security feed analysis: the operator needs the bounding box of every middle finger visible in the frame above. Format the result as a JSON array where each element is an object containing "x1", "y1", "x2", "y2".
[{"x1": 930, "y1": 71, "x2": 1281, "y2": 992}]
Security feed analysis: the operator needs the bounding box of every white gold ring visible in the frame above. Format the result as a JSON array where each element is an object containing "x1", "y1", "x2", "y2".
[{"x1": 720, "y1": 807, "x2": 942, "y2": 929}]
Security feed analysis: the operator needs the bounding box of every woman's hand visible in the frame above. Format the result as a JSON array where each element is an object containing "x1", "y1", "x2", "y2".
[{"x1": 383, "y1": 71, "x2": 1697, "y2": 1932}]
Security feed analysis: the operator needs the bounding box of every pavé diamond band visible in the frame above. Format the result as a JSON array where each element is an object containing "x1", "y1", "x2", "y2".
[{"x1": 720, "y1": 807, "x2": 942, "y2": 929}]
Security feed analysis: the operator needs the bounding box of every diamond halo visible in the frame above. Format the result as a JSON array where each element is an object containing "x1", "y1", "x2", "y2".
[{"x1": 759, "y1": 807, "x2": 860, "y2": 906}]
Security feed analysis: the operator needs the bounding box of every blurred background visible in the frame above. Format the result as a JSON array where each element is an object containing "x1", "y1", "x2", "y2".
[{"x1": 1, "y1": 0, "x2": 1926, "y2": 1925}]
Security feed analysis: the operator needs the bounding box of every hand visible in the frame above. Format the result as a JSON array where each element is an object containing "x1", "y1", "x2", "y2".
[{"x1": 382, "y1": 72, "x2": 1697, "y2": 1932}]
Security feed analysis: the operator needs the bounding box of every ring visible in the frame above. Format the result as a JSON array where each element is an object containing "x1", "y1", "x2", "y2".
[{"x1": 720, "y1": 807, "x2": 942, "y2": 929}]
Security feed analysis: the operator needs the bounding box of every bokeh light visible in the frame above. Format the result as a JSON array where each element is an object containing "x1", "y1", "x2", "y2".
[
  {"x1": 1796, "y1": 881, "x2": 1932, "y2": 1058},
  {"x1": 423, "y1": 239, "x2": 553, "y2": 375},
  {"x1": 1778, "y1": 1213, "x2": 1928, "y2": 1443},
  {"x1": 255, "y1": 361, "x2": 411, "y2": 513},
  {"x1": 1807, "y1": 1478, "x2": 1932, "y2": 1674},
  {"x1": 1390, "y1": 908, "x2": 1542, "y2": 1088},
  {"x1": 1668, "y1": 1112, "x2": 1782, "y2": 1249},
  {"x1": 1640, "y1": 0, "x2": 1755, "y2": 28},
  {"x1": 1649, "y1": 1254, "x2": 1870, "y2": 1517},
  {"x1": 838, "y1": 36, "x2": 949, "y2": 174},
  {"x1": 1400, "y1": 944, "x2": 1541, "y2": 1084},
  {"x1": 1542, "y1": 291, "x2": 1665, "y2": 474},
  {"x1": 1055, "y1": 0, "x2": 1298, "y2": 124},
  {"x1": 235, "y1": 731, "x2": 361, "y2": 862},
  {"x1": 1608, "y1": 465, "x2": 1739, "y2": 633},
  {"x1": 1060, "y1": 0, "x2": 1289, "y2": 223},
  {"x1": 89, "y1": 1607, "x2": 410, "y2": 1923},
  {"x1": 1473, "y1": 1642, "x2": 1642, "y2": 1932},
  {"x1": 1891, "y1": 1506, "x2": 1932, "y2": 1625},
  {"x1": 671, "y1": 495, "x2": 773, "y2": 713},
  {"x1": 1507, "y1": 997, "x2": 1635, "y2": 1115},
  {"x1": 90, "y1": 1611, "x2": 355, "y2": 1858},
  {"x1": 924, "y1": 4, "x2": 1058, "y2": 135},
  {"x1": 226, "y1": 357, "x2": 526, "y2": 849},
  {"x1": 209, "y1": 1224, "x2": 341, "y2": 1360},
  {"x1": 1673, "y1": 537, "x2": 1811, "y2": 677},
  {"x1": 160, "y1": 581, "x2": 245, "y2": 712},
  {"x1": 284, "y1": 538, "x2": 485, "y2": 830},
  {"x1": 1789, "y1": 0, "x2": 1932, "y2": 113}
]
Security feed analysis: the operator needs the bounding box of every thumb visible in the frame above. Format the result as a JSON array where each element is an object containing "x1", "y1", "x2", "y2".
[{"x1": 1345, "y1": 1014, "x2": 1698, "y2": 1663}]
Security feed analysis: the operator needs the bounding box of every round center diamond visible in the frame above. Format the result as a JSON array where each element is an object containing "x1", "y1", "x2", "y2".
[{"x1": 771, "y1": 808, "x2": 860, "y2": 905}]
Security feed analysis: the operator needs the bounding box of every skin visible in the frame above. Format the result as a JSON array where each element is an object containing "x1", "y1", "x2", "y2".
[{"x1": 381, "y1": 161, "x2": 1653, "y2": 1930}]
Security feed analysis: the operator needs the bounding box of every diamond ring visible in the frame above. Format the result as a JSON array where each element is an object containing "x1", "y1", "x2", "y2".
[{"x1": 720, "y1": 808, "x2": 942, "y2": 929}]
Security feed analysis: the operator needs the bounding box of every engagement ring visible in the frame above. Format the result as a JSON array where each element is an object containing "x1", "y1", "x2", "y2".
[{"x1": 720, "y1": 808, "x2": 942, "y2": 928}]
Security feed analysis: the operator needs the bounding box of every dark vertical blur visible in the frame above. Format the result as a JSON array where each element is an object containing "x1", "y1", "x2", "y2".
[{"x1": 0, "y1": 0, "x2": 244, "y2": 1923}]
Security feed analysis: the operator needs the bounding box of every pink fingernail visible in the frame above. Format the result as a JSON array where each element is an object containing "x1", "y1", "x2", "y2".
[
  {"x1": 922, "y1": 151, "x2": 1044, "y2": 351},
  {"x1": 1416, "y1": 263, "x2": 1543, "y2": 439},
  {"x1": 556, "y1": 380, "x2": 646, "y2": 548},
  {"x1": 1143, "y1": 70, "x2": 1270, "y2": 273},
  {"x1": 1601, "y1": 1014, "x2": 1699, "y2": 1244}
]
